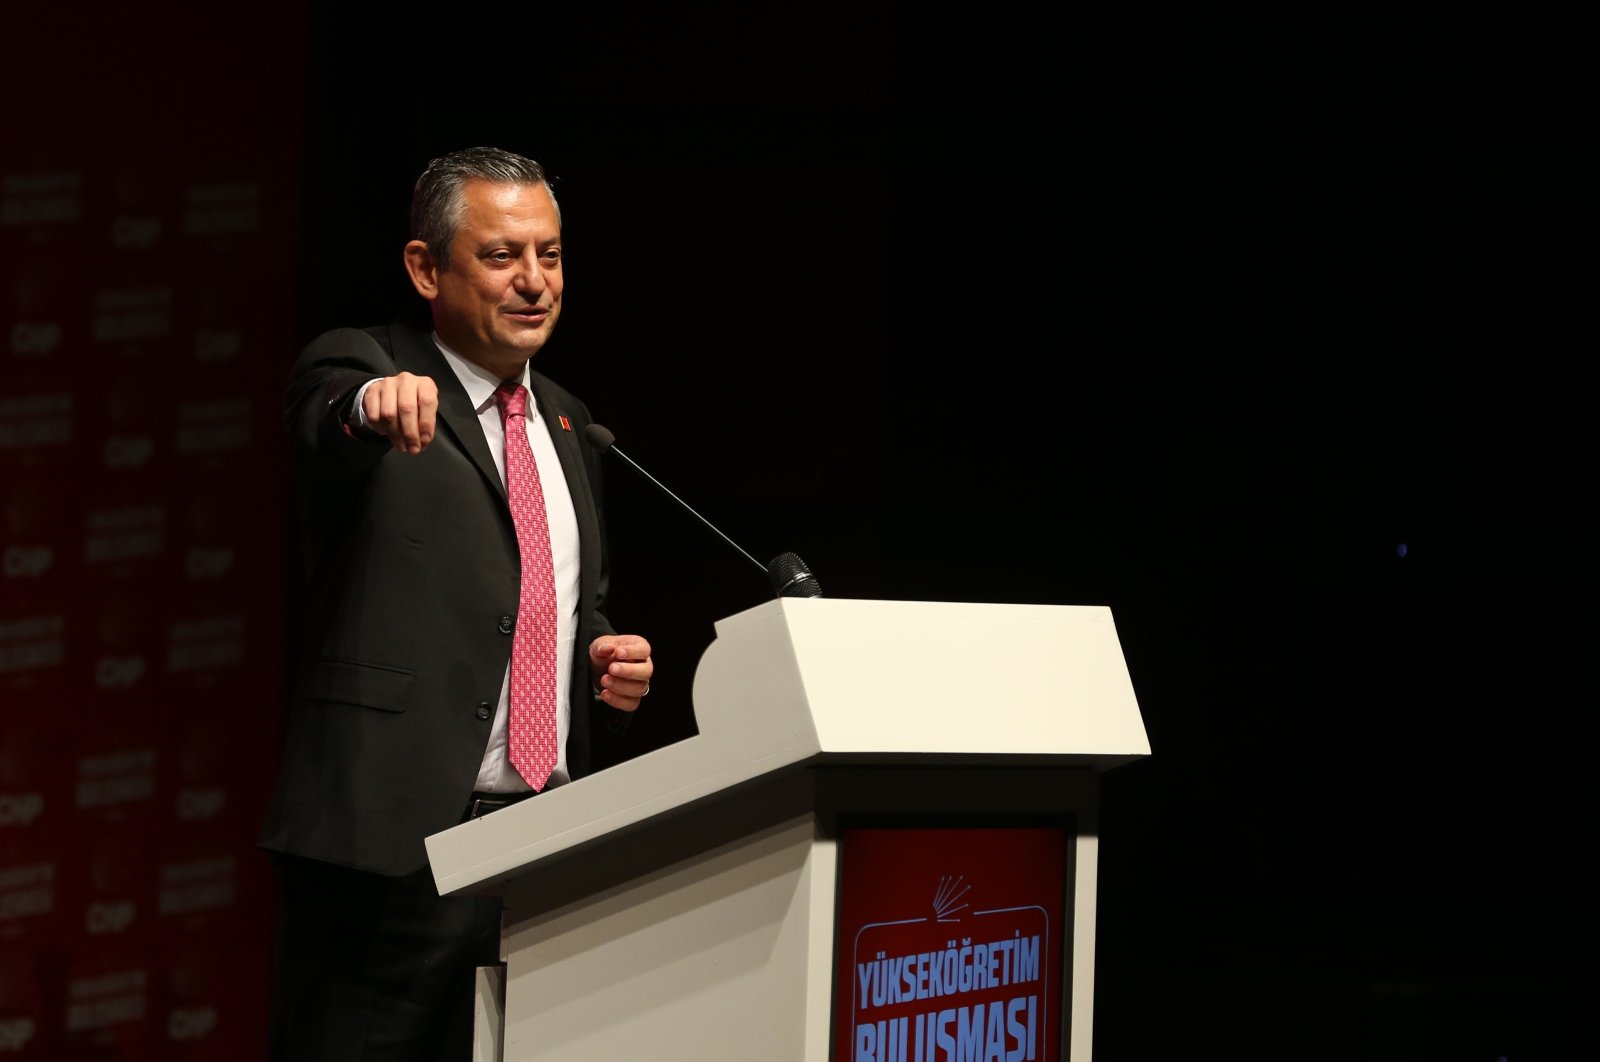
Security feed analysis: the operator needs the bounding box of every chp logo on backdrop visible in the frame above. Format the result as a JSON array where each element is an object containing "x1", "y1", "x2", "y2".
[
  {"x1": 183, "y1": 492, "x2": 238, "y2": 580},
  {"x1": 85, "y1": 898, "x2": 137, "y2": 935},
  {"x1": 110, "y1": 215, "x2": 161, "y2": 249},
  {"x1": 193, "y1": 328, "x2": 241, "y2": 363},
  {"x1": 95, "y1": 655, "x2": 145, "y2": 690},
  {"x1": 91, "y1": 594, "x2": 156, "y2": 692},
  {"x1": 104, "y1": 434, "x2": 154, "y2": 470},
  {"x1": 3, "y1": 479, "x2": 60, "y2": 580},
  {"x1": 168, "y1": 1004, "x2": 217, "y2": 1042},
  {"x1": 10, "y1": 321, "x2": 61, "y2": 357},
  {"x1": 0, "y1": 734, "x2": 46, "y2": 832},
  {"x1": 2, "y1": 544, "x2": 53, "y2": 578},
  {"x1": 175, "y1": 787, "x2": 225, "y2": 823},
  {"x1": 0, "y1": 792, "x2": 43, "y2": 828},
  {"x1": 0, "y1": 1017, "x2": 33, "y2": 1051},
  {"x1": 164, "y1": 938, "x2": 230, "y2": 1045}
]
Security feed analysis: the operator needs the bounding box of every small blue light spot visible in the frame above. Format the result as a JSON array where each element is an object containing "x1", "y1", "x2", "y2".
[{"x1": 1396, "y1": 543, "x2": 1408, "y2": 558}]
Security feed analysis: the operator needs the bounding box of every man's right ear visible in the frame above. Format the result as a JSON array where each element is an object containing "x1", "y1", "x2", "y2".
[{"x1": 403, "y1": 240, "x2": 440, "y2": 301}]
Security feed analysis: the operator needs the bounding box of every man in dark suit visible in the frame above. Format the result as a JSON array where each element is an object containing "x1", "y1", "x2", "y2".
[{"x1": 261, "y1": 147, "x2": 653, "y2": 1061}]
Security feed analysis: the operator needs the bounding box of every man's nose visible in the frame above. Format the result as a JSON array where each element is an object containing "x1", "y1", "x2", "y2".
[{"x1": 513, "y1": 253, "x2": 546, "y2": 294}]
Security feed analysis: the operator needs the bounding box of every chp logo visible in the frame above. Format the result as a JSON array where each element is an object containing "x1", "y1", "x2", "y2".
[
  {"x1": 2, "y1": 545, "x2": 52, "y2": 579},
  {"x1": 9, "y1": 321, "x2": 61, "y2": 356},
  {"x1": 95, "y1": 655, "x2": 147, "y2": 690},
  {"x1": 0, "y1": 1017, "x2": 34, "y2": 1051},
  {"x1": 0, "y1": 792, "x2": 43, "y2": 827},
  {"x1": 111, "y1": 216, "x2": 161, "y2": 249},
  {"x1": 175, "y1": 787, "x2": 225, "y2": 822},
  {"x1": 104, "y1": 435, "x2": 154, "y2": 469},
  {"x1": 193, "y1": 329, "x2": 241, "y2": 363},
  {"x1": 185, "y1": 546, "x2": 235, "y2": 579},
  {"x1": 168, "y1": 1005, "x2": 217, "y2": 1042},
  {"x1": 85, "y1": 899, "x2": 137, "y2": 935}
]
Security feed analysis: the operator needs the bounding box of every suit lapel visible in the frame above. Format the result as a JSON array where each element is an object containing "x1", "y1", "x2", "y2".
[{"x1": 387, "y1": 324, "x2": 507, "y2": 502}]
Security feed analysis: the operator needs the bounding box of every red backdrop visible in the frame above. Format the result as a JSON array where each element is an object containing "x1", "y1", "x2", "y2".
[{"x1": 2, "y1": 9, "x2": 306, "y2": 1058}]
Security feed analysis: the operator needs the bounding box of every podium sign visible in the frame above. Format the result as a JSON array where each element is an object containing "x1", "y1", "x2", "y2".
[{"x1": 833, "y1": 824, "x2": 1069, "y2": 1062}]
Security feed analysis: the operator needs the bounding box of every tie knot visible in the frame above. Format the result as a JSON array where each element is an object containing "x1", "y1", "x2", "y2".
[{"x1": 495, "y1": 381, "x2": 529, "y2": 420}]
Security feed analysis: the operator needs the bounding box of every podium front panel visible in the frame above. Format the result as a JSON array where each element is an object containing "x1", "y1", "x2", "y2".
[{"x1": 832, "y1": 820, "x2": 1073, "y2": 1062}]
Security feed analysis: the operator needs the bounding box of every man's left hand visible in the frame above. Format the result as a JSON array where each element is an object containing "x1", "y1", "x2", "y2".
[{"x1": 590, "y1": 635, "x2": 653, "y2": 712}]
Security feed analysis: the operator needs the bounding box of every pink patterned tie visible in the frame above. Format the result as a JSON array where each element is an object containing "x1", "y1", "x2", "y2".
[{"x1": 495, "y1": 382, "x2": 559, "y2": 791}]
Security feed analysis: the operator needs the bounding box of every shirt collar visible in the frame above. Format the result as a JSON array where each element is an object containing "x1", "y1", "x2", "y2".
[{"x1": 431, "y1": 333, "x2": 534, "y2": 420}]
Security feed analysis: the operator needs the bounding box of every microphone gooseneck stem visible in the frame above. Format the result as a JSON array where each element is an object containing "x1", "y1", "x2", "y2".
[{"x1": 609, "y1": 444, "x2": 769, "y2": 577}]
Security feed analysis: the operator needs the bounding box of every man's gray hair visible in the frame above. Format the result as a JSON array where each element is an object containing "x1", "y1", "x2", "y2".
[{"x1": 410, "y1": 147, "x2": 560, "y2": 271}]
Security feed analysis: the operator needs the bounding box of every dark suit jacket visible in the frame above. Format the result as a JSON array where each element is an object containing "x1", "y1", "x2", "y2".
[{"x1": 259, "y1": 320, "x2": 617, "y2": 876}]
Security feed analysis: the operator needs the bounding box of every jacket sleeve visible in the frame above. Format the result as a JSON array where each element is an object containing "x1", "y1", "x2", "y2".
[{"x1": 284, "y1": 327, "x2": 397, "y2": 485}]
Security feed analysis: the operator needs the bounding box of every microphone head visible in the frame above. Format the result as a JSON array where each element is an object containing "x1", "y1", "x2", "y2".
[
  {"x1": 767, "y1": 552, "x2": 822, "y2": 599},
  {"x1": 584, "y1": 423, "x2": 616, "y2": 453}
]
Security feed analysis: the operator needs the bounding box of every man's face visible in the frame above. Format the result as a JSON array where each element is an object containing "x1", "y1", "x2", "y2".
[{"x1": 415, "y1": 179, "x2": 563, "y2": 376}]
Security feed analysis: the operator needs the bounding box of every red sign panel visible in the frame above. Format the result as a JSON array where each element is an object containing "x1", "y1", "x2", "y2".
[{"x1": 833, "y1": 825, "x2": 1069, "y2": 1062}]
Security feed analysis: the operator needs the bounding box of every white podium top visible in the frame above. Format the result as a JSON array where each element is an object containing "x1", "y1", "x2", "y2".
[{"x1": 427, "y1": 597, "x2": 1149, "y2": 895}]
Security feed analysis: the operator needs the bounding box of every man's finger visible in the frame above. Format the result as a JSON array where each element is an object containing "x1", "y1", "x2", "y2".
[
  {"x1": 373, "y1": 379, "x2": 399, "y2": 448},
  {"x1": 605, "y1": 660, "x2": 652, "y2": 682},
  {"x1": 599, "y1": 689, "x2": 642, "y2": 712},
  {"x1": 417, "y1": 380, "x2": 439, "y2": 448},
  {"x1": 396, "y1": 380, "x2": 420, "y2": 452},
  {"x1": 362, "y1": 378, "x2": 386, "y2": 429},
  {"x1": 607, "y1": 636, "x2": 652, "y2": 662}
]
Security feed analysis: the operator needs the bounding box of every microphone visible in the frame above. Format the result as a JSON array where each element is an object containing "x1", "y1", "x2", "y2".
[
  {"x1": 584, "y1": 423, "x2": 822, "y2": 599},
  {"x1": 767, "y1": 551, "x2": 821, "y2": 598}
]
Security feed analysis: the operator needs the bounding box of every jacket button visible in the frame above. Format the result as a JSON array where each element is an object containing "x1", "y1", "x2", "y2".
[
  {"x1": 475, "y1": 702, "x2": 492, "y2": 721},
  {"x1": 497, "y1": 615, "x2": 514, "y2": 635}
]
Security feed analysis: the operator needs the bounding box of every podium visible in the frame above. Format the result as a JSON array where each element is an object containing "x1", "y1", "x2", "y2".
[{"x1": 426, "y1": 598, "x2": 1149, "y2": 1062}]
